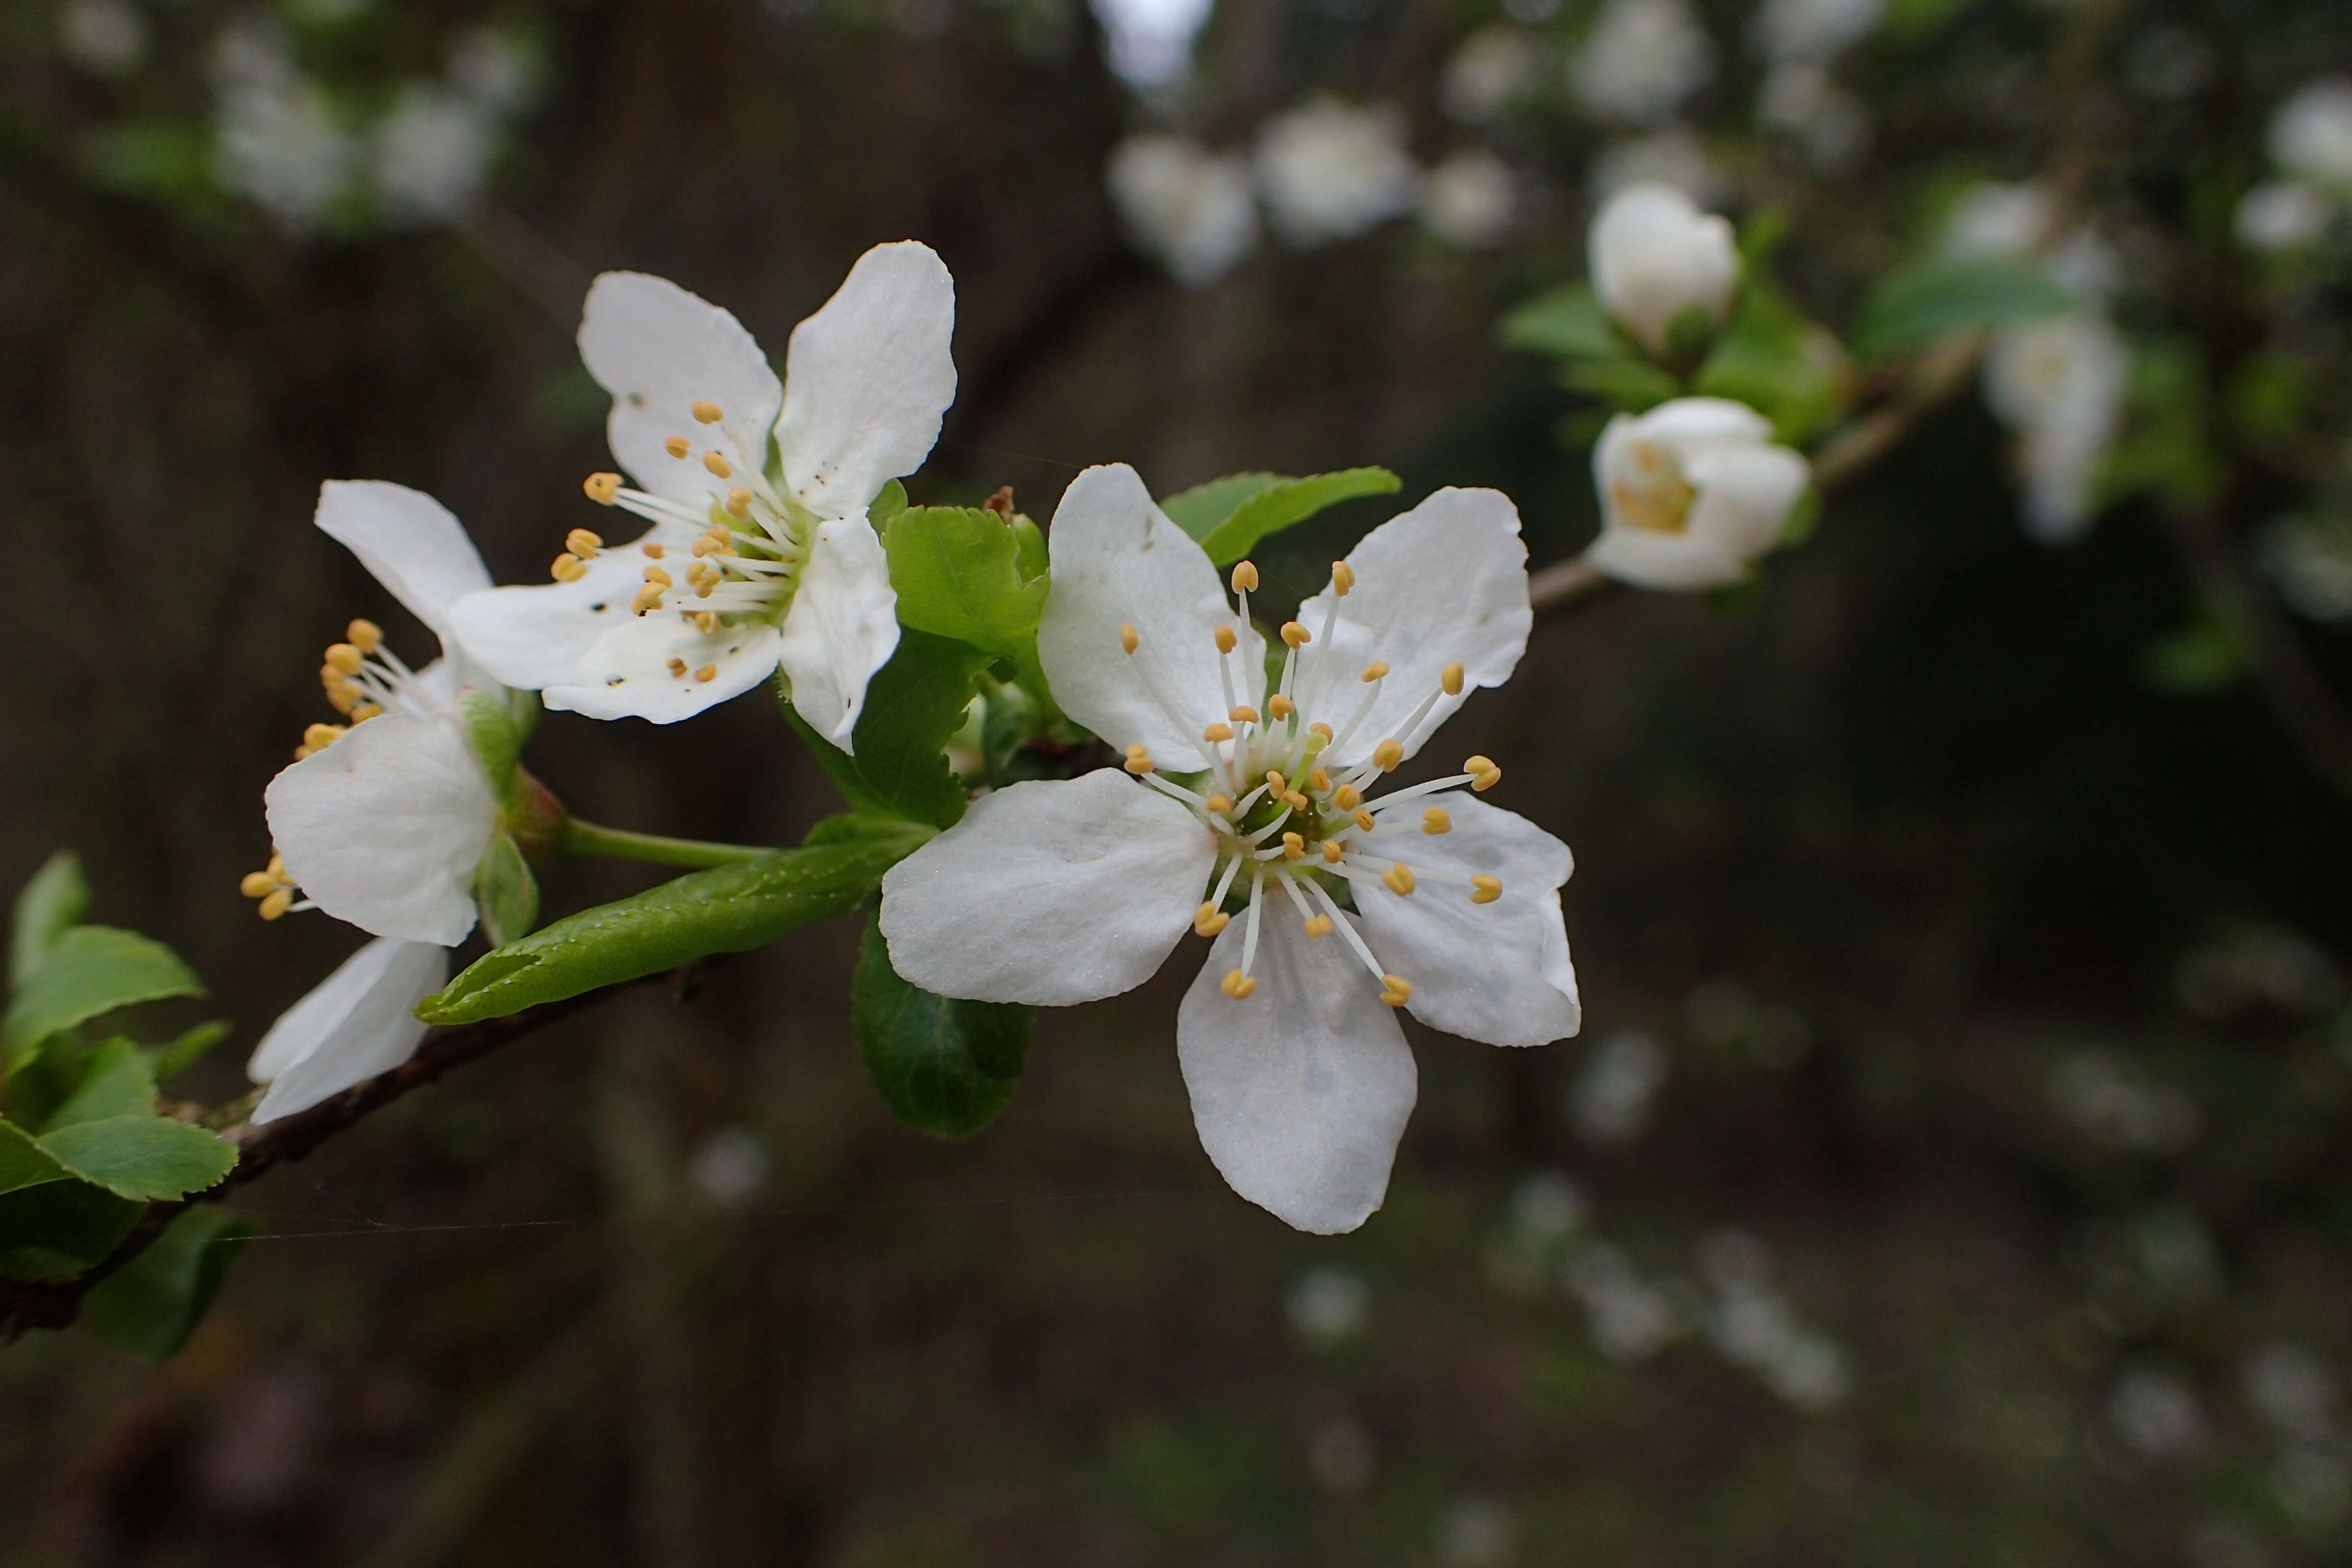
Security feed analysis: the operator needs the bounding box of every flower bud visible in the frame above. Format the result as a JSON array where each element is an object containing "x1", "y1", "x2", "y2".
[{"x1": 1588, "y1": 182, "x2": 1740, "y2": 357}]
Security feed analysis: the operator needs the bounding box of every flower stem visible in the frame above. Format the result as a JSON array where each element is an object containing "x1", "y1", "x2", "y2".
[{"x1": 562, "y1": 819, "x2": 773, "y2": 868}]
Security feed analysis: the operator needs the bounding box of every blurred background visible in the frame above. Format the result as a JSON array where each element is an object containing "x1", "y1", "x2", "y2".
[{"x1": 8, "y1": 0, "x2": 2352, "y2": 1561}]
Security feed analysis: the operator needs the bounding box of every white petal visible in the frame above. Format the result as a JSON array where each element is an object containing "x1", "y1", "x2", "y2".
[
  {"x1": 1640, "y1": 396, "x2": 1775, "y2": 447},
  {"x1": 314, "y1": 481, "x2": 492, "y2": 646},
  {"x1": 249, "y1": 936, "x2": 445, "y2": 1124},
  {"x1": 542, "y1": 614, "x2": 782, "y2": 724},
  {"x1": 1584, "y1": 526, "x2": 1747, "y2": 590},
  {"x1": 577, "y1": 271, "x2": 782, "y2": 508},
  {"x1": 1683, "y1": 443, "x2": 1809, "y2": 562},
  {"x1": 776, "y1": 516, "x2": 899, "y2": 751},
  {"x1": 1588, "y1": 183, "x2": 1739, "y2": 353},
  {"x1": 1177, "y1": 911, "x2": 1416, "y2": 1234},
  {"x1": 446, "y1": 521, "x2": 702, "y2": 692},
  {"x1": 1289, "y1": 488, "x2": 1533, "y2": 768},
  {"x1": 1353, "y1": 795, "x2": 1580, "y2": 1047},
  {"x1": 878, "y1": 769, "x2": 1214, "y2": 1006},
  {"x1": 1035, "y1": 463, "x2": 1255, "y2": 762},
  {"x1": 264, "y1": 710, "x2": 496, "y2": 946},
  {"x1": 775, "y1": 241, "x2": 957, "y2": 519}
]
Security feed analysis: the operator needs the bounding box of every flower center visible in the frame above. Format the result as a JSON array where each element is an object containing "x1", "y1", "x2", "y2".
[
  {"x1": 1121, "y1": 558, "x2": 1510, "y2": 1010},
  {"x1": 1610, "y1": 438, "x2": 1696, "y2": 534}
]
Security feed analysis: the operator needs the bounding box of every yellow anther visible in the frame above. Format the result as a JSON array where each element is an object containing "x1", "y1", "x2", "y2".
[
  {"x1": 693, "y1": 611, "x2": 720, "y2": 634},
  {"x1": 1334, "y1": 784, "x2": 1362, "y2": 811},
  {"x1": 1119, "y1": 622, "x2": 1139, "y2": 654},
  {"x1": 1361, "y1": 660, "x2": 1389, "y2": 683},
  {"x1": 266, "y1": 852, "x2": 286, "y2": 879},
  {"x1": 1123, "y1": 745, "x2": 1155, "y2": 775},
  {"x1": 1281, "y1": 621, "x2": 1310, "y2": 648},
  {"x1": 668, "y1": 657, "x2": 689, "y2": 677},
  {"x1": 1285, "y1": 791, "x2": 1311, "y2": 812},
  {"x1": 1441, "y1": 662, "x2": 1465, "y2": 697},
  {"x1": 1205, "y1": 794, "x2": 1233, "y2": 814},
  {"x1": 1282, "y1": 831, "x2": 1306, "y2": 860},
  {"x1": 1310, "y1": 722, "x2": 1334, "y2": 743},
  {"x1": 703, "y1": 450, "x2": 731, "y2": 478},
  {"x1": 1266, "y1": 770, "x2": 1287, "y2": 792},
  {"x1": 1379, "y1": 974, "x2": 1412, "y2": 1007},
  {"x1": 584, "y1": 472, "x2": 622, "y2": 505},
  {"x1": 691, "y1": 400, "x2": 723, "y2": 424},
  {"x1": 1195, "y1": 902, "x2": 1231, "y2": 937},
  {"x1": 631, "y1": 586, "x2": 665, "y2": 616},
  {"x1": 1203, "y1": 723, "x2": 1234, "y2": 744},
  {"x1": 551, "y1": 553, "x2": 589, "y2": 583},
  {"x1": 1220, "y1": 968, "x2": 1258, "y2": 1000},
  {"x1": 239, "y1": 870, "x2": 278, "y2": 899},
  {"x1": 1231, "y1": 560, "x2": 1259, "y2": 593},
  {"x1": 1321, "y1": 840, "x2": 1344, "y2": 863},
  {"x1": 324, "y1": 643, "x2": 364, "y2": 675},
  {"x1": 303, "y1": 722, "x2": 346, "y2": 752},
  {"x1": 643, "y1": 566, "x2": 673, "y2": 589},
  {"x1": 1471, "y1": 875, "x2": 1503, "y2": 904},
  {"x1": 349, "y1": 702, "x2": 382, "y2": 722},
  {"x1": 1353, "y1": 809, "x2": 1376, "y2": 831},
  {"x1": 1304, "y1": 914, "x2": 1334, "y2": 938},
  {"x1": 1422, "y1": 806, "x2": 1452, "y2": 835},
  {"x1": 1214, "y1": 624, "x2": 1238, "y2": 655},
  {"x1": 695, "y1": 663, "x2": 718, "y2": 682},
  {"x1": 567, "y1": 528, "x2": 604, "y2": 558},
  {"x1": 347, "y1": 619, "x2": 382, "y2": 653},
  {"x1": 725, "y1": 488, "x2": 753, "y2": 518},
  {"x1": 1373, "y1": 739, "x2": 1405, "y2": 771},
  {"x1": 665, "y1": 435, "x2": 691, "y2": 459},
  {"x1": 321, "y1": 676, "x2": 359, "y2": 714},
  {"x1": 642, "y1": 541, "x2": 666, "y2": 560},
  {"x1": 258, "y1": 888, "x2": 292, "y2": 922},
  {"x1": 692, "y1": 534, "x2": 720, "y2": 556},
  {"x1": 1309, "y1": 769, "x2": 1332, "y2": 793},
  {"x1": 1268, "y1": 694, "x2": 1295, "y2": 721},
  {"x1": 1332, "y1": 561, "x2": 1355, "y2": 596},
  {"x1": 1383, "y1": 863, "x2": 1416, "y2": 896},
  {"x1": 1464, "y1": 755, "x2": 1502, "y2": 791},
  {"x1": 1231, "y1": 705, "x2": 1259, "y2": 725}
]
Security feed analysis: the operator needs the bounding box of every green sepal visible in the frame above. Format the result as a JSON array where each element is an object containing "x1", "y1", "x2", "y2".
[
  {"x1": 460, "y1": 688, "x2": 526, "y2": 796},
  {"x1": 83, "y1": 1206, "x2": 257, "y2": 1360},
  {"x1": 787, "y1": 630, "x2": 989, "y2": 830},
  {"x1": 4, "y1": 926, "x2": 204, "y2": 1074},
  {"x1": 1497, "y1": 283, "x2": 1618, "y2": 359},
  {"x1": 881, "y1": 505, "x2": 1052, "y2": 698},
  {"x1": 473, "y1": 831, "x2": 541, "y2": 949},
  {"x1": 418, "y1": 820, "x2": 935, "y2": 1026},
  {"x1": 1854, "y1": 254, "x2": 2075, "y2": 360},
  {"x1": 1159, "y1": 469, "x2": 1405, "y2": 569},
  {"x1": 1662, "y1": 302, "x2": 1719, "y2": 369},
  {"x1": 0, "y1": 1178, "x2": 142, "y2": 1281},
  {"x1": 11, "y1": 851, "x2": 91, "y2": 989},
  {"x1": 852, "y1": 911, "x2": 1031, "y2": 1139}
]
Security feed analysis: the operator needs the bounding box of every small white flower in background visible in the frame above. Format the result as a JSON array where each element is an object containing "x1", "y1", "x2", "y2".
[
  {"x1": 452, "y1": 242, "x2": 957, "y2": 745},
  {"x1": 1442, "y1": 28, "x2": 1545, "y2": 125},
  {"x1": 1568, "y1": 1026, "x2": 1669, "y2": 1141},
  {"x1": 210, "y1": 22, "x2": 356, "y2": 230},
  {"x1": 1585, "y1": 399, "x2": 1810, "y2": 591},
  {"x1": 2270, "y1": 81, "x2": 2352, "y2": 192},
  {"x1": 256, "y1": 482, "x2": 504, "y2": 947},
  {"x1": 1286, "y1": 1265, "x2": 1370, "y2": 1344},
  {"x1": 246, "y1": 935, "x2": 445, "y2": 1124},
  {"x1": 878, "y1": 464, "x2": 1578, "y2": 1233},
  {"x1": 2236, "y1": 181, "x2": 2333, "y2": 253},
  {"x1": 1420, "y1": 150, "x2": 1516, "y2": 250},
  {"x1": 1090, "y1": 0, "x2": 1213, "y2": 90},
  {"x1": 373, "y1": 85, "x2": 497, "y2": 227},
  {"x1": 1982, "y1": 312, "x2": 2129, "y2": 544},
  {"x1": 2265, "y1": 513, "x2": 2352, "y2": 619},
  {"x1": 1254, "y1": 98, "x2": 1420, "y2": 249},
  {"x1": 1562, "y1": 1243, "x2": 1683, "y2": 1360},
  {"x1": 446, "y1": 26, "x2": 543, "y2": 114},
  {"x1": 2245, "y1": 1344, "x2": 2337, "y2": 1444},
  {"x1": 689, "y1": 1126, "x2": 771, "y2": 1206},
  {"x1": 1509, "y1": 1169, "x2": 1588, "y2": 1244},
  {"x1": 1435, "y1": 1497, "x2": 1517, "y2": 1568},
  {"x1": 2109, "y1": 1368, "x2": 2208, "y2": 1460},
  {"x1": 1568, "y1": 0, "x2": 1714, "y2": 127},
  {"x1": 1588, "y1": 181, "x2": 1740, "y2": 355},
  {"x1": 2046, "y1": 1048, "x2": 2200, "y2": 1154},
  {"x1": 59, "y1": 0, "x2": 149, "y2": 77},
  {"x1": 1941, "y1": 180, "x2": 2117, "y2": 300},
  {"x1": 1107, "y1": 135, "x2": 1258, "y2": 286},
  {"x1": 1750, "y1": 0, "x2": 1879, "y2": 64},
  {"x1": 1590, "y1": 125, "x2": 1727, "y2": 206},
  {"x1": 1757, "y1": 62, "x2": 1871, "y2": 175}
]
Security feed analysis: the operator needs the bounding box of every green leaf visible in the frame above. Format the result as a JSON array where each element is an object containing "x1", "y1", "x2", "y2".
[
  {"x1": 419, "y1": 823, "x2": 934, "y2": 1025},
  {"x1": 869, "y1": 479, "x2": 908, "y2": 526},
  {"x1": 0, "y1": 1179, "x2": 142, "y2": 1281},
  {"x1": 41, "y1": 1038, "x2": 156, "y2": 1133},
  {"x1": 0, "y1": 1118, "x2": 69, "y2": 1198},
  {"x1": 473, "y1": 831, "x2": 540, "y2": 948},
  {"x1": 11, "y1": 851, "x2": 90, "y2": 989},
  {"x1": 1559, "y1": 356, "x2": 1682, "y2": 411},
  {"x1": 852, "y1": 912, "x2": 1030, "y2": 1138},
  {"x1": 1694, "y1": 285, "x2": 1849, "y2": 446},
  {"x1": 149, "y1": 1020, "x2": 233, "y2": 1086},
  {"x1": 1161, "y1": 474, "x2": 1283, "y2": 541},
  {"x1": 4, "y1": 926, "x2": 204, "y2": 1072},
  {"x1": 36, "y1": 1115, "x2": 237, "y2": 1202},
  {"x1": 1197, "y1": 470, "x2": 1403, "y2": 568},
  {"x1": 1854, "y1": 255, "x2": 2076, "y2": 358},
  {"x1": 882, "y1": 506, "x2": 1051, "y2": 692},
  {"x1": 1499, "y1": 283, "x2": 1618, "y2": 359},
  {"x1": 788, "y1": 630, "x2": 989, "y2": 830},
  {"x1": 84, "y1": 1207, "x2": 256, "y2": 1360}
]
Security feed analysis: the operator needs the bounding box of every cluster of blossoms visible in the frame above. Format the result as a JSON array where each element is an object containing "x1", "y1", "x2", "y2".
[
  {"x1": 2236, "y1": 80, "x2": 2352, "y2": 254},
  {"x1": 234, "y1": 238, "x2": 1584, "y2": 1234}
]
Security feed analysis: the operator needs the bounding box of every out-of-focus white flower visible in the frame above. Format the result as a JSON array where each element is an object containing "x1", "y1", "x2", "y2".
[
  {"x1": 1750, "y1": 0, "x2": 1879, "y2": 63},
  {"x1": 1590, "y1": 125, "x2": 1727, "y2": 205},
  {"x1": 689, "y1": 1126, "x2": 770, "y2": 1206},
  {"x1": 1586, "y1": 399, "x2": 1810, "y2": 590},
  {"x1": 1436, "y1": 1498, "x2": 1517, "y2": 1568},
  {"x1": 1106, "y1": 135, "x2": 1257, "y2": 285},
  {"x1": 1983, "y1": 313, "x2": 2129, "y2": 544},
  {"x1": 211, "y1": 23, "x2": 356, "y2": 230},
  {"x1": 1510, "y1": 1170, "x2": 1588, "y2": 1244},
  {"x1": 1420, "y1": 150, "x2": 1516, "y2": 249},
  {"x1": 1569, "y1": 0, "x2": 1713, "y2": 126},
  {"x1": 1588, "y1": 182, "x2": 1739, "y2": 353},
  {"x1": 59, "y1": 0, "x2": 149, "y2": 77},
  {"x1": 1569, "y1": 1026, "x2": 1670, "y2": 1141},
  {"x1": 1942, "y1": 180, "x2": 2116, "y2": 299},
  {"x1": 1757, "y1": 62, "x2": 1871, "y2": 175},
  {"x1": 2271, "y1": 81, "x2": 2352, "y2": 192},
  {"x1": 2110, "y1": 1368, "x2": 2208, "y2": 1460},
  {"x1": 2046, "y1": 1049, "x2": 2200, "y2": 1154},
  {"x1": 1091, "y1": 0, "x2": 1213, "y2": 89},
  {"x1": 247, "y1": 935, "x2": 445, "y2": 1124},
  {"x1": 1254, "y1": 99, "x2": 1419, "y2": 249},
  {"x1": 2261, "y1": 513, "x2": 2352, "y2": 621},
  {"x1": 2245, "y1": 1345, "x2": 2337, "y2": 1444},
  {"x1": 1562, "y1": 1243, "x2": 1683, "y2": 1359},
  {"x1": 447, "y1": 26, "x2": 542, "y2": 113},
  {"x1": 1287, "y1": 1266, "x2": 1370, "y2": 1344},
  {"x1": 1442, "y1": 28, "x2": 1545, "y2": 124},
  {"x1": 373, "y1": 85, "x2": 496, "y2": 226},
  {"x1": 2237, "y1": 181, "x2": 2334, "y2": 252},
  {"x1": 2176, "y1": 922, "x2": 2344, "y2": 1016}
]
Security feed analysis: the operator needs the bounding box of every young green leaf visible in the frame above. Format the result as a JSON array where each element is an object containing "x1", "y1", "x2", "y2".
[
  {"x1": 1196, "y1": 469, "x2": 1403, "y2": 568},
  {"x1": 4, "y1": 926, "x2": 204, "y2": 1072},
  {"x1": 1161, "y1": 474, "x2": 1283, "y2": 541},
  {"x1": 1498, "y1": 283, "x2": 1619, "y2": 359},
  {"x1": 853, "y1": 912, "x2": 1030, "y2": 1139},
  {"x1": 1560, "y1": 356, "x2": 1682, "y2": 411},
  {"x1": 36, "y1": 1115, "x2": 237, "y2": 1202},
  {"x1": 149, "y1": 1020, "x2": 233, "y2": 1086},
  {"x1": 1695, "y1": 284, "x2": 1848, "y2": 446},
  {"x1": 0, "y1": 1118, "x2": 69, "y2": 1197},
  {"x1": 1854, "y1": 255, "x2": 2075, "y2": 359},
  {"x1": 881, "y1": 506, "x2": 1050, "y2": 690},
  {"x1": 40, "y1": 1038, "x2": 157, "y2": 1132},
  {"x1": 788, "y1": 630, "x2": 988, "y2": 829},
  {"x1": 10, "y1": 850, "x2": 90, "y2": 989},
  {"x1": 0, "y1": 1178, "x2": 142, "y2": 1282},
  {"x1": 420, "y1": 823, "x2": 934, "y2": 1025},
  {"x1": 83, "y1": 1206, "x2": 257, "y2": 1360}
]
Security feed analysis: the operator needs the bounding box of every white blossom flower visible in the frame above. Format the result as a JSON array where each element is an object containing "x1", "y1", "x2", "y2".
[
  {"x1": 1569, "y1": 0, "x2": 1714, "y2": 127},
  {"x1": 2236, "y1": 181, "x2": 2334, "y2": 252},
  {"x1": 2261, "y1": 513, "x2": 2352, "y2": 622},
  {"x1": 1750, "y1": 0, "x2": 1879, "y2": 63},
  {"x1": 1983, "y1": 312, "x2": 2129, "y2": 544},
  {"x1": 1585, "y1": 398, "x2": 1810, "y2": 590},
  {"x1": 1940, "y1": 180, "x2": 2116, "y2": 299},
  {"x1": 256, "y1": 482, "x2": 503, "y2": 947},
  {"x1": 1588, "y1": 181, "x2": 1739, "y2": 355},
  {"x1": 878, "y1": 464, "x2": 1578, "y2": 1232},
  {"x1": 449, "y1": 242, "x2": 956, "y2": 745},
  {"x1": 1757, "y1": 62, "x2": 1871, "y2": 174},
  {"x1": 1107, "y1": 135, "x2": 1259, "y2": 286},
  {"x1": 1254, "y1": 99, "x2": 1420, "y2": 249},
  {"x1": 373, "y1": 84, "x2": 497, "y2": 226},
  {"x1": 447, "y1": 26, "x2": 542, "y2": 113},
  {"x1": 59, "y1": 0, "x2": 149, "y2": 78},
  {"x1": 247, "y1": 935, "x2": 445, "y2": 1124},
  {"x1": 210, "y1": 23, "x2": 355, "y2": 230},
  {"x1": 1090, "y1": 0, "x2": 1213, "y2": 89},
  {"x1": 2271, "y1": 80, "x2": 2352, "y2": 193},
  {"x1": 1590, "y1": 125, "x2": 1727, "y2": 205},
  {"x1": 1442, "y1": 28, "x2": 1545, "y2": 125},
  {"x1": 1420, "y1": 150, "x2": 1516, "y2": 249}
]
